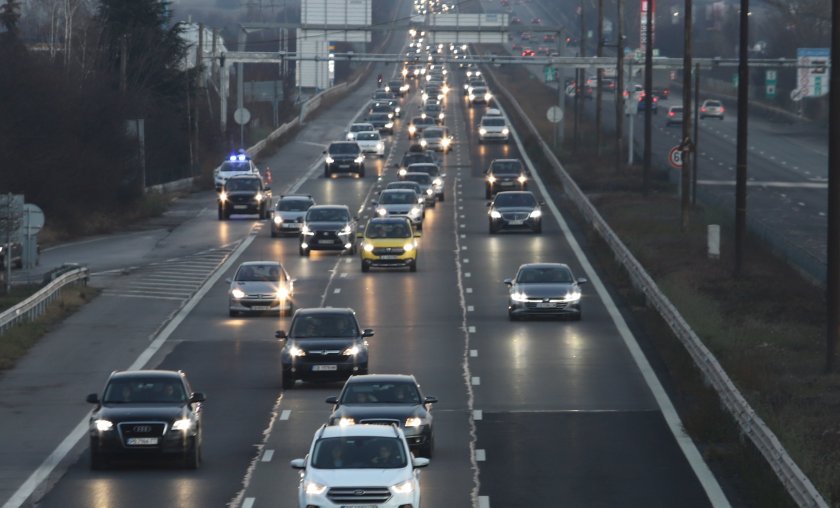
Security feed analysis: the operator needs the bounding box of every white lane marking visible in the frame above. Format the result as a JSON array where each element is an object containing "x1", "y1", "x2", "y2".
[
  {"x1": 461, "y1": 234, "x2": 466, "y2": 238},
  {"x1": 261, "y1": 450, "x2": 275, "y2": 462},
  {"x1": 501, "y1": 99, "x2": 730, "y2": 507},
  {"x1": 462, "y1": 245, "x2": 468, "y2": 250},
  {"x1": 468, "y1": 326, "x2": 476, "y2": 333},
  {"x1": 460, "y1": 224, "x2": 466, "y2": 228},
  {"x1": 465, "y1": 272, "x2": 471, "y2": 278},
  {"x1": 280, "y1": 410, "x2": 291, "y2": 420},
  {"x1": 470, "y1": 349, "x2": 478, "y2": 357},
  {"x1": 479, "y1": 497, "x2": 491, "y2": 508},
  {"x1": 467, "y1": 305, "x2": 474, "y2": 312},
  {"x1": 1, "y1": 235, "x2": 257, "y2": 508},
  {"x1": 697, "y1": 180, "x2": 826, "y2": 189},
  {"x1": 472, "y1": 377, "x2": 481, "y2": 385},
  {"x1": 334, "y1": 288, "x2": 341, "y2": 294},
  {"x1": 340, "y1": 272, "x2": 348, "y2": 278},
  {"x1": 463, "y1": 258, "x2": 469, "y2": 263},
  {"x1": 466, "y1": 288, "x2": 473, "y2": 293},
  {"x1": 475, "y1": 449, "x2": 486, "y2": 461},
  {"x1": 242, "y1": 498, "x2": 255, "y2": 508}
]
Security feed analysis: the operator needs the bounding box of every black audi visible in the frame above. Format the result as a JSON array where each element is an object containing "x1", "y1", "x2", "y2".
[
  {"x1": 86, "y1": 370, "x2": 205, "y2": 469},
  {"x1": 324, "y1": 141, "x2": 365, "y2": 178},
  {"x1": 299, "y1": 205, "x2": 358, "y2": 256},
  {"x1": 326, "y1": 374, "x2": 437, "y2": 457},
  {"x1": 487, "y1": 191, "x2": 543, "y2": 234}
]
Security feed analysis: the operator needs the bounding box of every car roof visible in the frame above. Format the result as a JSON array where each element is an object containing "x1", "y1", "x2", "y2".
[
  {"x1": 238, "y1": 260, "x2": 281, "y2": 267},
  {"x1": 345, "y1": 373, "x2": 417, "y2": 384},
  {"x1": 330, "y1": 141, "x2": 359, "y2": 147},
  {"x1": 294, "y1": 307, "x2": 356, "y2": 316},
  {"x1": 309, "y1": 205, "x2": 350, "y2": 211},
  {"x1": 491, "y1": 158, "x2": 521, "y2": 164},
  {"x1": 109, "y1": 370, "x2": 184, "y2": 380},
  {"x1": 367, "y1": 217, "x2": 412, "y2": 226},
  {"x1": 380, "y1": 188, "x2": 416, "y2": 194},
  {"x1": 279, "y1": 194, "x2": 313, "y2": 200},
  {"x1": 519, "y1": 262, "x2": 571, "y2": 271},
  {"x1": 227, "y1": 174, "x2": 261, "y2": 180},
  {"x1": 495, "y1": 191, "x2": 535, "y2": 197},
  {"x1": 319, "y1": 423, "x2": 403, "y2": 439}
]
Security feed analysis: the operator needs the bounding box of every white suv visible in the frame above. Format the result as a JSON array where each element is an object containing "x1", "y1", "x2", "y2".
[
  {"x1": 291, "y1": 424, "x2": 429, "y2": 508},
  {"x1": 214, "y1": 153, "x2": 260, "y2": 191},
  {"x1": 478, "y1": 114, "x2": 510, "y2": 143}
]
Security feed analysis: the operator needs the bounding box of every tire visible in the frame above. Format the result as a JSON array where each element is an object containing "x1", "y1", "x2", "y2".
[
  {"x1": 439, "y1": 193, "x2": 445, "y2": 202},
  {"x1": 361, "y1": 261, "x2": 370, "y2": 272},
  {"x1": 183, "y1": 436, "x2": 201, "y2": 469},
  {"x1": 282, "y1": 371, "x2": 295, "y2": 389},
  {"x1": 90, "y1": 449, "x2": 107, "y2": 470},
  {"x1": 409, "y1": 259, "x2": 417, "y2": 272},
  {"x1": 485, "y1": 188, "x2": 492, "y2": 199},
  {"x1": 418, "y1": 435, "x2": 434, "y2": 458},
  {"x1": 299, "y1": 245, "x2": 310, "y2": 257}
]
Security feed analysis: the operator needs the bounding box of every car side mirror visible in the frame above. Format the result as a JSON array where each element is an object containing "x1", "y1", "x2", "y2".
[
  {"x1": 412, "y1": 457, "x2": 430, "y2": 468},
  {"x1": 356, "y1": 232, "x2": 364, "y2": 238},
  {"x1": 190, "y1": 392, "x2": 206, "y2": 403},
  {"x1": 540, "y1": 201, "x2": 546, "y2": 206},
  {"x1": 414, "y1": 231, "x2": 422, "y2": 238},
  {"x1": 86, "y1": 393, "x2": 99, "y2": 404},
  {"x1": 322, "y1": 150, "x2": 327, "y2": 154},
  {"x1": 362, "y1": 329, "x2": 375, "y2": 337},
  {"x1": 486, "y1": 202, "x2": 492, "y2": 207},
  {"x1": 325, "y1": 396, "x2": 338, "y2": 404},
  {"x1": 264, "y1": 184, "x2": 271, "y2": 191},
  {"x1": 424, "y1": 396, "x2": 438, "y2": 404},
  {"x1": 275, "y1": 330, "x2": 287, "y2": 339},
  {"x1": 577, "y1": 277, "x2": 588, "y2": 285},
  {"x1": 503, "y1": 278, "x2": 513, "y2": 286},
  {"x1": 290, "y1": 458, "x2": 306, "y2": 470}
]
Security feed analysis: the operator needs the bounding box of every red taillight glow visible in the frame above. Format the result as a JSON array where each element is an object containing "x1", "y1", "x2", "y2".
[
  {"x1": 668, "y1": 111, "x2": 675, "y2": 117},
  {"x1": 701, "y1": 107, "x2": 707, "y2": 112}
]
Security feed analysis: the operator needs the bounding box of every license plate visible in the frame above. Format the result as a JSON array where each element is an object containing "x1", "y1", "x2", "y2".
[
  {"x1": 127, "y1": 437, "x2": 158, "y2": 445},
  {"x1": 282, "y1": 223, "x2": 300, "y2": 229},
  {"x1": 536, "y1": 302, "x2": 556, "y2": 308},
  {"x1": 339, "y1": 164, "x2": 350, "y2": 169},
  {"x1": 312, "y1": 365, "x2": 338, "y2": 372},
  {"x1": 378, "y1": 255, "x2": 399, "y2": 260},
  {"x1": 318, "y1": 239, "x2": 335, "y2": 245},
  {"x1": 341, "y1": 506, "x2": 377, "y2": 508},
  {"x1": 500, "y1": 181, "x2": 514, "y2": 186},
  {"x1": 508, "y1": 220, "x2": 524, "y2": 225},
  {"x1": 233, "y1": 205, "x2": 247, "y2": 210},
  {"x1": 251, "y1": 306, "x2": 271, "y2": 310}
]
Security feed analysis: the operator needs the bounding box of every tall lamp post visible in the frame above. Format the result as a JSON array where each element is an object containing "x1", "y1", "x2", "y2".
[{"x1": 826, "y1": 0, "x2": 840, "y2": 372}]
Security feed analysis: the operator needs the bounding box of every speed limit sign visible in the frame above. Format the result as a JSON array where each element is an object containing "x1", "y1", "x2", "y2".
[{"x1": 668, "y1": 146, "x2": 683, "y2": 168}]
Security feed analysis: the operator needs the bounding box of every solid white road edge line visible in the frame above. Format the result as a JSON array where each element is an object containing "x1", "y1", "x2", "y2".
[
  {"x1": 499, "y1": 101, "x2": 731, "y2": 507},
  {"x1": 261, "y1": 450, "x2": 274, "y2": 462},
  {"x1": 478, "y1": 496, "x2": 490, "y2": 508},
  {"x1": 2, "y1": 234, "x2": 258, "y2": 508}
]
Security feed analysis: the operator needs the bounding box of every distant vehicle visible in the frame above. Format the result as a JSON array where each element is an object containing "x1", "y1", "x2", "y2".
[
  {"x1": 214, "y1": 152, "x2": 260, "y2": 191},
  {"x1": 407, "y1": 162, "x2": 445, "y2": 201},
  {"x1": 652, "y1": 86, "x2": 670, "y2": 100},
  {"x1": 354, "y1": 131, "x2": 386, "y2": 157},
  {"x1": 299, "y1": 205, "x2": 358, "y2": 256},
  {"x1": 419, "y1": 126, "x2": 453, "y2": 153},
  {"x1": 346, "y1": 122, "x2": 376, "y2": 141},
  {"x1": 520, "y1": 31, "x2": 532, "y2": 41},
  {"x1": 373, "y1": 189, "x2": 424, "y2": 229},
  {"x1": 485, "y1": 159, "x2": 528, "y2": 198},
  {"x1": 397, "y1": 149, "x2": 437, "y2": 177},
  {"x1": 487, "y1": 191, "x2": 543, "y2": 234},
  {"x1": 0, "y1": 242, "x2": 22, "y2": 270},
  {"x1": 521, "y1": 48, "x2": 536, "y2": 57},
  {"x1": 700, "y1": 99, "x2": 725, "y2": 120},
  {"x1": 228, "y1": 261, "x2": 294, "y2": 317},
  {"x1": 421, "y1": 103, "x2": 445, "y2": 124},
  {"x1": 367, "y1": 112, "x2": 395, "y2": 134},
  {"x1": 636, "y1": 92, "x2": 659, "y2": 114},
  {"x1": 537, "y1": 46, "x2": 551, "y2": 55},
  {"x1": 666, "y1": 105, "x2": 684, "y2": 126},
  {"x1": 402, "y1": 172, "x2": 437, "y2": 207},
  {"x1": 543, "y1": 33, "x2": 556, "y2": 42},
  {"x1": 217, "y1": 174, "x2": 271, "y2": 221},
  {"x1": 358, "y1": 217, "x2": 421, "y2": 272},
  {"x1": 512, "y1": 42, "x2": 522, "y2": 51},
  {"x1": 510, "y1": 16, "x2": 522, "y2": 24},
  {"x1": 468, "y1": 86, "x2": 492, "y2": 106},
  {"x1": 86, "y1": 370, "x2": 205, "y2": 469},
  {"x1": 324, "y1": 141, "x2": 365, "y2": 178},
  {"x1": 407, "y1": 116, "x2": 436, "y2": 138},
  {"x1": 504, "y1": 263, "x2": 587, "y2": 321},
  {"x1": 478, "y1": 114, "x2": 510, "y2": 143},
  {"x1": 531, "y1": 17, "x2": 542, "y2": 24},
  {"x1": 271, "y1": 194, "x2": 315, "y2": 237}
]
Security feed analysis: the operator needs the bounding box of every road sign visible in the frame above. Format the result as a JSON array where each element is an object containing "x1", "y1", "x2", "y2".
[
  {"x1": 546, "y1": 106, "x2": 563, "y2": 123},
  {"x1": 22, "y1": 204, "x2": 44, "y2": 235},
  {"x1": 790, "y1": 88, "x2": 805, "y2": 102},
  {"x1": 766, "y1": 69, "x2": 777, "y2": 99},
  {"x1": 668, "y1": 146, "x2": 683, "y2": 168},
  {"x1": 544, "y1": 65, "x2": 555, "y2": 82},
  {"x1": 233, "y1": 107, "x2": 251, "y2": 125}
]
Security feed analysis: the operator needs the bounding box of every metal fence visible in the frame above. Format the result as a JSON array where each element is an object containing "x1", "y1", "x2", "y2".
[
  {"x1": 486, "y1": 67, "x2": 828, "y2": 508},
  {"x1": 0, "y1": 265, "x2": 89, "y2": 336}
]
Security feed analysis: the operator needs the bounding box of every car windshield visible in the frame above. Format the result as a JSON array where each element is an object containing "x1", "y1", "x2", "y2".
[
  {"x1": 311, "y1": 437, "x2": 407, "y2": 469},
  {"x1": 341, "y1": 381, "x2": 421, "y2": 404},
  {"x1": 408, "y1": 164, "x2": 439, "y2": 176},
  {"x1": 103, "y1": 378, "x2": 187, "y2": 404},
  {"x1": 235, "y1": 264, "x2": 282, "y2": 282},
  {"x1": 403, "y1": 154, "x2": 433, "y2": 165},
  {"x1": 225, "y1": 179, "x2": 260, "y2": 191},
  {"x1": 494, "y1": 193, "x2": 537, "y2": 207},
  {"x1": 329, "y1": 143, "x2": 360, "y2": 155},
  {"x1": 491, "y1": 161, "x2": 523, "y2": 175},
  {"x1": 706, "y1": 101, "x2": 721, "y2": 107},
  {"x1": 369, "y1": 113, "x2": 389, "y2": 121},
  {"x1": 276, "y1": 199, "x2": 313, "y2": 212},
  {"x1": 356, "y1": 132, "x2": 380, "y2": 141},
  {"x1": 417, "y1": 118, "x2": 435, "y2": 126},
  {"x1": 517, "y1": 266, "x2": 574, "y2": 284},
  {"x1": 483, "y1": 118, "x2": 506, "y2": 127},
  {"x1": 423, "y1": 129, "x2": 443, "y2": 138},
  {"x1": 366, "y1": 221, "x2": 411, "y2": 238},
  {"x1": 290, "y1": 314, "x2": 358, "y2": 338},
  {"x1": 405, "y1": 174, "x2": 432, "y2": 185},
  {"x1": 220, "y1": 161, "x2": 251, "y2": 173},
  {"x1": 380, "y1": 192, "x2": 417, "y2": 205},
  {"x1": 351, "y1": 124, "x2": 373, "y2": 132},
  {"x1": 371, "y1": 104, "x2": 390, "y2": 112},
  {"x1": 425, "y1": 105, "x2": 441, "y2": 113},
  {"x1": 307, "y1": 208, "x2": 350, "y2": 222},
  {"x1": 473, "y1": 87, "x2": 487, "y2": 94},
  {"x1": 387, "y1": 183, "x2": 420, "y2": 193}
]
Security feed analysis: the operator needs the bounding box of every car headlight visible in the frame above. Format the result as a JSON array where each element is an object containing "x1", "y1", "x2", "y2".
[
  {"x1": 490, "y1": 210, "x2": 502, "y2": 219},
  {"x1": 340, "y1": 225, "x2": 352, "y2": 235},
  {"x1": 403, "y1": 242, "x2": 415, "y2": 252},
  {"x1": 231, "y1": 288, "x2": 246, "y2": 299},
  {"x1": 276, "y1": 287, "x2": 289, "y2": 299},
  {"x1": 426, "y1": 188, "x2": 433, "y2": 196},
  {"x1": 385, "y1": 122, "x2": 394, "y2": 129},
  {"x1": 405, "y1": 416, "x2": 423, "y2": 427},
  {"x1": 433, "y1": 178, "x2": 442, "y2": 186},
  {"x1": 502, "y1": 128, "x2": 510, "y2": 135},
  {"x1": 377, "y1": 142, "x2": 384, "y2": 151},
  {"x1": 518, "y1": 175, "x2": 528, "y2": 183},
  {"x1": 565, "y1": 289, "x2": 582, "y2": 302},
  {"x1": 363, "y1": 242, "x2": 374, "y2": 252},
  {"x1": 305, "y1": 481, "x2": 328, "y2": 495},
  {"x1": 301, "y1": 225, "x2": 313, "y2": 235},
  {"x1": 421, "y1": 93, "x2": 429, "y2": 101},
  {"x1": 288, "y1": 345, "x2": 306, "y2": 357},
  {"x1": 325, "y1": 155, "x2": 335, "y2": 164},
  {"x1": 485, "y1": 93, "x2": 492, "y2": 101},
  {"x1": 441, "y1": 138, "x2": 451, "y2": 146},
  {"x1": 442, "y1": 85, "x2": 450, "y2": 94},
  {"x1": 399, "y1": 168, "x2": 407, "y2": 177},
  {"x1": 420, "y1": 139, "x2": 428, "y2": 147},
  {"x1": 273, "y1": 215, "x2": 283, "y2": 225},
  {"x1": 409, "y1": 125, "x2": 417, "y2": 134},
  {"x1": 172, "y1": 417, "x2": 193, "y2": 431},
  {"x1": 479, "y1": 128, "x2": 487, "y2": 135},
  {"x1": 421, "y1": 113, "x2": 427, "y2": 119},
  {"x1": 530, "y1": 209, "x2": 542, "y2": 218},
  {"x1": 410, "y1": 206, "x2": 421, "y2": 217},
  {"x1": 376, "y1": 207, "x2": 388, "y2": 216},
  {"x1": 354, "y1": 155, "x2": 365, "y2": 164},
  {"x1": 346, "y1": 132, "x2": 355, "y2": 140},
  {"x1": 487, "y1": 175, "x2": 496, "y2": 183},
  {"x1": 439, "y1": 113, "x2": 445, "y2": 120},
  {"x1": 255, "y1": 192, "x2": 264, "y2": 201},
  {"x1": 469, "y1": 94, "x2": 475, "y2": 100},
  {"x1": 338, "y1": 417, "x2": 356, "y2": 426},
  {"x1": 342, "y1": 345, "x2": 360, "y2": 356},
  {"x1": 511, "y1": 291, "x2": 528, "y2": 302},
  {"x1": 391, "y1": 480, "x2": 415, "y2": 495},
  {"x1": 93, "y1": 419, "x2": 114, "y2": 432},
  {"x1": 387, "y1": 112, "x2": 394, "y2": 119},
  {"x1": 218, "y1": 191, "x2": 228, "y2": 202}
]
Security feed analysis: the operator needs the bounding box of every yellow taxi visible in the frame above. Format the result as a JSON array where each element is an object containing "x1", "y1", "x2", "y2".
[{"x1": 358, "y1": 217, "x2": 421, "y2": 272}]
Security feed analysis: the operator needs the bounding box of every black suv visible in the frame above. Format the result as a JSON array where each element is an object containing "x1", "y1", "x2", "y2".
[
  {"x1": 218, "y1": 174, "x2": 272, "y2": 220},
  {"x1": 276, "y1": 308, "x2": 373, "y2": 388},
  {"x1": 86, "y1": 370, "x2": 206, "y2": 469},
  {"x1": 324, "y1": 141, "x2": 365, "y2": 178},
  {"x1": 485, "y1": 159, "x2": 529, "y2": 198},
  {"x1": 299, "y1": 205, "x2": 358, "y2": 256},
  {"x1": 326, "y1": 374, "x2": 437, "y2": 457}
]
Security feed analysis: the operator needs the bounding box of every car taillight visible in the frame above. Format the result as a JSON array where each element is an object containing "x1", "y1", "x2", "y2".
[
  {"x1": 701, "y1": 107, "x2": 707, "y2": 112},
  {"x1": 720, "y1": 107, "x2": 725, "y2": 112},
  {"x1": 668, "y1": 111, "x2": 675, "y2": 117}
]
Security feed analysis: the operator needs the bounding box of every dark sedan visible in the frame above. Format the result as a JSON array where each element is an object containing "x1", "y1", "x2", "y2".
[
  {"x1": 487, "y1": 191, "x2": 543, "y2": 234},
  {"x1": 367, "y1": 112, "x2": 395, "y2": 134},
  {"x1": 299, "y1": 205, "x2": 358, "y2": 256},
  {"x1": 86, "y1": 370, "x2": 205, "y2": 469},
  {"x1": 326, "y1": 374, "x2": 437, "y2": 457},
  {"x1": 324, "y1": 141, "x2": 365, "y2": 178},
  {"x1": 504, "y1": 263, "x2": 587, "y2": 320},
  {"x1": 485, "y1": 159, "x2": 529, "y2": 198}
]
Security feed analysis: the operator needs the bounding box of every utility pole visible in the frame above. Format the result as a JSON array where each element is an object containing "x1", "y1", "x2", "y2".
[
  {"x1": 615, "y1": 0, "x2": 625, "y2": 173},
  {"x1": 195, "y1": 23, "x2": 203, "y2": 176},
  {"x1": 595, "y1": 0, "x2": 604, "y2": 156},
  {"x1": 692, "y1": 63, "x2": 700, "y2": 205},
  {"x1": 680, "y1": 0, "x2": 693, "y2": 231},
  {"x1": 574, "y1": 0, "x2": 585, "y2": 151},
  {"x1": 826, "y1": 0, "x2": 840, "y2": 372},
  {"x1": 734, "y1": 0, "x2": 750, "y2": 274},
  {"x1": 642, "y1": 0, "x2": 654, "y2": 194},
  {"x1": 119, "y1": 35, "x2": 128, "y2": 93}
]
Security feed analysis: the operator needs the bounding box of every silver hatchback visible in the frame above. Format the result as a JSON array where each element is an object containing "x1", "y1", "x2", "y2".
[{"x1": 228, "y1": 261, "x2": 294, "y2": 317}]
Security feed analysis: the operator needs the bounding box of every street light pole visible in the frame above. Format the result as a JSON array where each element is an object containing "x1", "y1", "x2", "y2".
[
  {"x1": 642, "y1": 0, "x2": 654, "y2": 194},
  {"x1": 615, "y1": 0, "x2": 625, "y2": 173},
  {"x1": 595, "y1": 0, "x2": 604, "y2": 156},
  {"x1": 680, "y1": 0, "x2": 693, "y2": 231},
  {"x1": 734, "y1": 0, "x2": 750, "y2": 275},
  {"x1": 826, "y1": 0, "x2": 840, "y2": 372}
]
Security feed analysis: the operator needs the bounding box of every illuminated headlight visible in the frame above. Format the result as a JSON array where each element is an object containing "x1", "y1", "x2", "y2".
[
  {"x1": 403, "y1": 242, "x2": 415, "y2": 252},
  {"x1": 420, "y1": 139, "x2": 428, "y2": 147},
  {"x1": 255, "y1": 192, "x2": 264, "y2": 201},
  {"x1": 325, "y1": 155, "x2": 335, "y2": 164},
  {"x1": 391, "y1": 480, "x2": 415, "y2": 495},
  {"x1": 479, "y1": 128, "x2": 487, "y2": 135},
  {"x1": 421, "y1": 113, "x2": 427, "y2": 119},
  {"x1": 502, "y1": 128, "x2": 510, "y2": 135},
  {"x1": 305, "y1": 481, "x2": 328, "y2": 495},
  {"x1": 401, "y1": 84, "x2": 410, "y2": 92},
  {"x1": 433, "y1": 178, "x2": 443, "y2": 186},
  {"x1": 421, "y1": 93, "x2": 429, "y2": 101},
  {"x1": 172, "y1": 418, "x2": 193, "y2": 431},
  {"x1": 487, "y1": 175, "x2": 496, "y2": 183},
  {"x1": 437, "y1": 94, "x2": 444, "y2": 100},
  {"x1": 485, "y1": 93, "x2": 492, "y2": 101},
  {"x1": 288, "y1": 345, "x2": 306, "y2": 357},
  {"x1": 405, "y1": 416, "x2": 423, "y2": 427},
  {"x1": 441, "y1": 138, "x2": 451, "y2": 147},
  {"x1": 364, "y1": 242, "x2": 374, "y2": 252},
  {"x1": 376, "y1": 207, "x2": 388, "y2": 216},
  {"x1": 385, "y1": 122, "x2": 394, "y2": 129},
  {"x1": 342, "y1": 345, "x2": 360, "y2": 356},
  {"x1": 466, "y1": 71, "x2": 473, "y2": 77},
  {"x1": 354, "y1": 155, "x2": 365, "y2": 164},
  {"x1": 529, "y1": 209, "x2": 542, "y2": 218},
  {"x1": 408, "y1": 125, "x2": 417, "y2": 134},
  {"x1": 511, "y1": 291, "x2": 528, "y2": 302},
  {"x1": 464, "y1": 83, "x2": 469, "y2": 90},
  {"x1": 377, "y1": 142, "x2": 384, "y2": 151},
  {"x1": 399, "y1": 168, "x2": 408, "y2": 177},
  {"x1": 346, "y1": 132, "x2": 355, "y2": 140},
  {"x1": 93, "y1": 419, "x2": 114, "y2": 432},
  {"x1": 518, "y1": 175, "x2": 528, "y2": 184},
  {"x1": 387, "y1": 112, "x2": 394, "y2": 119},
  {"x1": 438, "y1": 113, "x2": 445, "y2": 120},
  {"x1": 395, "y1": 106, "x2": 401, "y2": 114},
  {"x1": 426, "y1": 188, "x2": 434, "y2": 196},
  {"x1": 564, "y1": 289, "x2": 582, "y2": 302},
  {"x1": 469, "y1": 94, "x2": 476, "y2": 101},
  {"x1": 276, "y1": 287, "x2": 290, "y2": 299},
  {"x1": 219, "y1": 191, "x2": 228, "y2": 202},
  {"x1": 338, "y1": 417, "x2": 356, "y2": 426},
  {"x1": 410, "y1": 206, "x2": 421, "y2": 217},
  {"x1": 273, "y1": 215, "x2": 283, "y2": 225},
  {"x1": 340, "y1": 225, "x2": 353, "y2": 235},
  {"x1": 231, "y1": 288, "x2": 246, "y2": 299},
  {"x1": 490, "y1": 210, "x2": 502, "y2": 219},
  {"x1": 301, "y1": 226, "x2": 313, "y2": 235},
  {"x1": 414, "y1": 69, "x2": 420, "y2": 76}
]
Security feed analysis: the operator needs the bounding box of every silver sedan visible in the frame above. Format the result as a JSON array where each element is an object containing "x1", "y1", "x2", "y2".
[
  {"x1": 504, "y1": 263, "x2": 587, "y2": 320},
  {"x1": 228, "y1": 261, "x2": 294, "y2": 317}
]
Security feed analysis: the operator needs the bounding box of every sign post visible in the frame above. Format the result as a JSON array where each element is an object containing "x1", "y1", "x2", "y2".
[
  {"x1": 668, "y1": 145, "x2": 684, "y2": 168},
  {"x1": 546, "y1": 106, "x2": 564, "y2": 149},
  {"x1": 765, "y1": 69, "x2": 777, "y2": 99}
]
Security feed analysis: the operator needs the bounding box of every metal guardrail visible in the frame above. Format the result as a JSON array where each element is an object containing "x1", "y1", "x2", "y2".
[
  {"x1": 0, "y1": 265, "x2": 89, "y2": 335},
  {"x1": 485, "y1": 68, "x2": 828, "y2": 507}
]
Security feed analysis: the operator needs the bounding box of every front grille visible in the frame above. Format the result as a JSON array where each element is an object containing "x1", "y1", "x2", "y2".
[
  {"x1": 502, "y1": 212, "x2": 530, "y2": 221},
  {"x1": 327, "y1": 486, "x2": 391, "y2": 504},
  {"x1": 303, "y1": 349, "x2": 343, "y2": 360},
  {"x1": 359, "y1": 418, "x2": 401, "y2": 426},
  {"x1": 230, "y1": 195, "x2": 255, "y2": 204},
  {"x1": 315, "y1": 231, "x2": 340, "y2": 240},
  {"x1": 388, "y1": 210, "x2": 409, "y2": 215},
  {"x1": 524, "y1": 300, "x2": 569, "y2": 310},
  {"x1": 118, "y1": 421, "x2": 167, "y2": 445},
  {"x1": 372, "y1": 247, "x2": 406, "y2": 256}
]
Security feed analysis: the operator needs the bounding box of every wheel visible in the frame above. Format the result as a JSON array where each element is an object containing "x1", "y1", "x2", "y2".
[
  {"x1": 418, "y1": 434, "x2": 434, "y2": 458},
  {"x1": 439, "y1": 193, "x2": 445, "y2": 202},
  {"x1": 485, "y1": 188, "x2": 492, "y2": 199},
  {"x1": 534, "y1": 221, "x2": 542, "y2": 234},
  {"x1": 361, "y1": 260, "x2": 370, "y2": 272},
  {"x1": 90, "y1": 449, "x2": 107, "y2": 470},
  {"x1": 183, "y1": 436, "x2": 201, "y2": 469},
  {"x1": 299, "y1": 245, "x2": 310, "y2": 257},
  {"x1": 282, "y1": 371, "x2": 295, "y2": 389},
  {"x1": 409, "y1": 259, "x2": 417, "y2": 272}
]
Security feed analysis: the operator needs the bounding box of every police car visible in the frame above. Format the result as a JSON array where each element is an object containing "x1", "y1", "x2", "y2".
[{"x1": 214, "y1": 152, "x2": 260, "y2": 191}]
